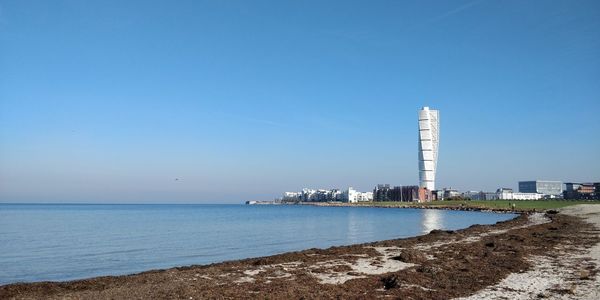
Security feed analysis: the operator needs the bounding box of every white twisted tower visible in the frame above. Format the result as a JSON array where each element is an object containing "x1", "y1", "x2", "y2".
[{"x1": 418, "y1": 107, "x2": 439, "y2": 191}]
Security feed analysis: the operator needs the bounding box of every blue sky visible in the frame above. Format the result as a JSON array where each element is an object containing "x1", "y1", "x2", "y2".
[{"x1": 1, "y1": 0, "x2": 599, "y2": 203}]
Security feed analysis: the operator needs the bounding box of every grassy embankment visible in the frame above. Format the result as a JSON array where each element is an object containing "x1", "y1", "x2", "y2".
[{"x1": 348, "y1": 200, "x2": 600, "y2": 211}]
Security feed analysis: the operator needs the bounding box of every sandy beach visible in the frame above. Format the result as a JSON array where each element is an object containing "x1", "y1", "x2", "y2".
[{"x1": 1, "y1": 205, "x2": 599, "y2": 299}]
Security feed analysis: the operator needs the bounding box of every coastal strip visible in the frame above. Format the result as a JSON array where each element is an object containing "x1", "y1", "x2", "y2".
[
  {"x1": 1, "y1": 205, "x2": 599, "y2": 299},
  {"x1": 296, "y1": 200, "x2": 524, "y2": 213},
  {"x1": 293, "y1": 199, "x2": 598, "y2": 214}
]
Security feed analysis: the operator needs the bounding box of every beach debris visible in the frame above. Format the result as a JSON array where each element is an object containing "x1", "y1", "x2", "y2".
[
  {"x1": 391, "y1": 249, "x2": 427, "y2": 264},
  {"x1": 578, "y1": 269, "x2": 591, "y2": 280},
  {"x1": 381, "y1": 275, "x2": 399, "y2": 290}
]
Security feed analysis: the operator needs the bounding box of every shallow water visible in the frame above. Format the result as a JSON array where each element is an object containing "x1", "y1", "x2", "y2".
[{"x1": 0, "y1": 204, "x2": 516, "y2": 285}]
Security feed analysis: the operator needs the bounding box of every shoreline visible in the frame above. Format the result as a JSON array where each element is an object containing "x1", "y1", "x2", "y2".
[
  {"x1": 292, "y1": 201, "x2": 527, "y2": 214},
  {"x1": 2, "y1": 205, "x2": 599, "y2": 299}
]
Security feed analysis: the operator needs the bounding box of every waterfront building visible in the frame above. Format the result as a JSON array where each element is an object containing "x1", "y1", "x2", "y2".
[
  {"x1": 282, "y1": 192, "x2": 302, "y2": 202},
  {"x1": 471, "y1": 192, "x2": 487, "y2": 200},
  {"x1": 373, "y1": 184, "x2": 426, "y2": 202},
  {"x1": 494, "y1": 188, "x2": 544, "y2": 200},
  {"x1": 518, "y1": 180, "x2": 562, "y2": 196},
  {"x1": 459, "y1": 188, "x2": 544, "y2": 201},
  {"x1": 342, "y1": 187, "x2": 373, "y2": 203},
  {"x1": 418, "y1": 106, "x2": 439, "y2": 191},
  {"x1": 418, "y1": 187, "x2": 434, "y2": 202},
  {"x1": 373, "y1": 184, "x2": 392, "y2": 201},
  {"x1": 362, "y1": 192, "x2": 374, "y2": 202},
  {"x1": 496, "y1": 188, "x2": 514, "y2": 200},
  {"x1": 442, "y1": 188, "x2": 461, "y2": 199},
  {"x1": 564, "y1": 182, "x2": 598, "y2": 200},
  {"x1": 484, "y1": 192, "x2": 499, "y2": 200},
  {"x1": 511, "y1": 192, "x2": 544, "y2": 200},
  {"x1": 280, "y1": 187, "x2": 372, "y2": 203},
  {"x1": 463, "y1": 191, "x2": 490, "y2": 200},
  {"x1": 463, "y1": 191, "x2": 483, "y2": 200}
]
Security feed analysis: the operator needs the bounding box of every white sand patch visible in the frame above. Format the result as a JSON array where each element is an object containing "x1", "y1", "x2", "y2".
[
  {"x1": 342, "y1": 253, "x2": 370, "y2": 258},
  {"x1": 354, "y1": 247, "x2": 415, "y2": 275},
  {"x1": 279, "y1": 261, "x2": 303, "y2": 267},
  {"x1": 524, "y1": 212, "x2": 551, "y2": 227},
  {"x1": 457, "y1": 255, "x2": 566, "y2": 300},
  {"x1": 233, "y1": 263, "x2": 298, "y2": 284},
  {"x1": 233, "y1": 276, "x2": 255, "y2": 284},
  {"x1": 306, "y1": 259, "x2": 360, "y2": 284},
  {"x1": 266, "y1": 270, "x2": 293, "y2": 279},
  {"x1": 233, "y1": 261, "x2": 303, "y2": 283},
  {"x1": 309, "y1": 246, "x2": 415, "y2": 284},
  {"x1": 413, "y1": 240, "x2": 451, "y2": 251},
  {"x1": 309, "y1": 271, "x2": 365, "y2": 284},
  {"x1": 312, "y1": 259, "x2": 349, "y2": 268},
  {"x1": 243, "y1": 269, "x2": 264, "y2": 276},
  {"x1": 457, "y1": 250, "x2": 599, "y2": 300},
  {"x1": 193, "y1": 273, "x2": 213, "y2": 280}
]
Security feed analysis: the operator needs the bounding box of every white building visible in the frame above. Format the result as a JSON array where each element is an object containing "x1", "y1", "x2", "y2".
[
  {"x1": 281, "y1": 187, "x2": 371, "y2": 202},
  {"x1": 418, "y1": 106, "x2": 439, "y2": 191},
  {"x1": 511, "y1": 192, "x2": 544, "y2": 200},
  {"x1": 496, "y1": 188, "x2": 514, "y2": 200},
  {"x1": 343, "y1": 187, "x2": 373, "y2": 203},
  {"x1": 282, "y1": 192, "x2": 302, "y2": 201},
  {"x1": 495, "y1": 188, "x2": 544, "y2": 200},
  {"x1": 358, "y1": 191, "x2": 374, "y2": 202}
]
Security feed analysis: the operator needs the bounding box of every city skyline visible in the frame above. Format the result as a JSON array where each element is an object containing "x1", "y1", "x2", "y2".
[{"x1": 1, "y1": 0, "x2": 599, "y2": 203}]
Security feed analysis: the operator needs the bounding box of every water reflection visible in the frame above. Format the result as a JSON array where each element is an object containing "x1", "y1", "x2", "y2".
[
  {"x1": 347, "y1": 210, "x2": 361, "y2": 243},
  {"x1": 345, "y1": 209, "x2": 378, "y2": 244},
  {"x1": 421, "y1": 209, "x2": 444, "y2": 234}
]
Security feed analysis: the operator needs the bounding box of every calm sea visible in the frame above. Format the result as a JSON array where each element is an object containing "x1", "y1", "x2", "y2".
[{"x1": 0, "y1": 204, "x2": 516, "y2": 285}]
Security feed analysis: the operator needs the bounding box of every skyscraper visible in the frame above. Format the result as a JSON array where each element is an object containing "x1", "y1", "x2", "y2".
[{"x1": 418, "y1": 107, "x2": 439, "y2": 191}]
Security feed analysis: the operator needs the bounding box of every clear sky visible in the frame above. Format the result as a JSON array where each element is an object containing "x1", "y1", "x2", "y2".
[{"x1": 1, "y1": 0, "x2": 599, "y2": 203}]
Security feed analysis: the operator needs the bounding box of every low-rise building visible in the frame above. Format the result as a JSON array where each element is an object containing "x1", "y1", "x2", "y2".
[
  {"x1": 418, "y1": 187, "x2": 434, "y2": 202},
  {"x1": 342, "y1": 187, "x2": 373, "y2": 203},
  {"x1": 564, "y1": 182, "x2": 598, "y2": 200},
  {"x1": 495, "y1": 188, "x2": 543, "y2": 200},
  {"x1": 462, "y1": 191, "x2": 482, "y2": 200},
  {"x1": 373, "y1": 184, "x2": 428, "y2": 202},
  {"x1": 511, "y1": 192, "x2": 544, "y2": 200},
  {"x1": 280, "y1": 187, "x2": 372, "y2": 203},
  {"x1": 484, "y1": 192, "x2": 499, "y2": 200},
  {"x1": 462, "y1": 188, "x2": 543, "y2": 200},
  {"x1": 496, "y1": 188, "x2": 514, "y2": 200},
  {"x1": 282, "y1": 192, "x2": 302, "y2": 202},
  {"x1": 373, "y1": 184, "x2": 394, "y2": 202},
  {"x1": 442, "y1": 188, "x2": 461, "y2": 199},
  {"x1": 519, "y1": 180, "x2": 563, "y2": 196}
]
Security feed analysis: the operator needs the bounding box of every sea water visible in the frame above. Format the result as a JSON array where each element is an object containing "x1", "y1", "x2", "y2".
[{"x1": 0, "y1": 204, "x2": 516, "y2": 285}]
